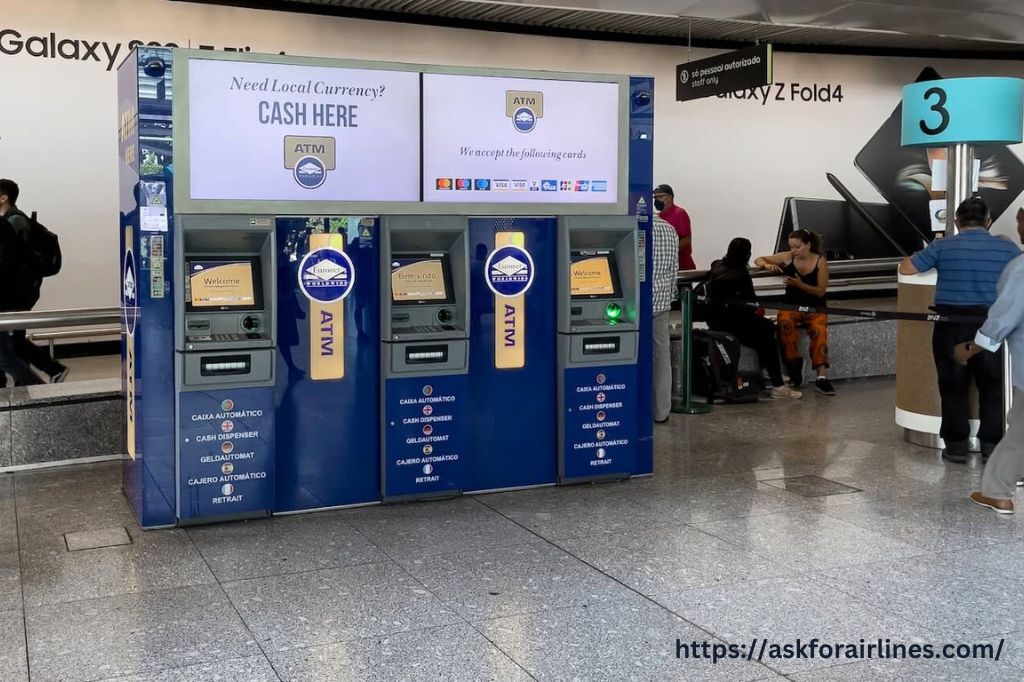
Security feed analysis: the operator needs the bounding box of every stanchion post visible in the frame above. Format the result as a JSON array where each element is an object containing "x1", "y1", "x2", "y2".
[{"x1": 673, "y1": 285, "x2": 712, "y2": 415}]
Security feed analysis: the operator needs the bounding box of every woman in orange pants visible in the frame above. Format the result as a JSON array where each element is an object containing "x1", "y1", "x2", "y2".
[{"x1": 754, "y1": 229, "x2": 835, "y2": 395}]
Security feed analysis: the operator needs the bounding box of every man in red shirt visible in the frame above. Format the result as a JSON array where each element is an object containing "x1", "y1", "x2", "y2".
[{"x1": 653, "y1": 184, "x2": 695, "y2": 270}]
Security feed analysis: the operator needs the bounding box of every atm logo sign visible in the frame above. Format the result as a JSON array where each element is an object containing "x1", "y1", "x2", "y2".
[
  {"x1": 506, "y1": 90, "x2": 544, "y2": 133},
  {"x1": 298, "y1": 248, "x2": 355, "y2": 304},
  {"x1": 283, "y1": 136, "x2": 336, "y2": 190},
  {"x1": 305, "y1": 235, "x2": 349, "y2": 381},
  {"x1": 502, "y1": 304, "x2": 518, "y2": 348},
  {"x1": 489, "y1": 235, "x2": 530, "y2": 370},
  {"x1": 485, "y1": 246, "x2": 535, "y2": 298},
  {"x1": 319, "y1": 310, "x2": 336, "y2": 356}
]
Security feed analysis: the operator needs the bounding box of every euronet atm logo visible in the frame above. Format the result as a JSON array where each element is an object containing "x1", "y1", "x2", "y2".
[
  {"x1": 298, "y1": 247, "x2": 356, "y2": 304},
  {"x1": 284, "y1": 135, "x2": 336, "y2": 189},
  {"x1": 485, "y1": 245, "x2": 535, "y2": 298},
  {"x1": 506, "y1": 90, "x2": 544, "y2": 133}
]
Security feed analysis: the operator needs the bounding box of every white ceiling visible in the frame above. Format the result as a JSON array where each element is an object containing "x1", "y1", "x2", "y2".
[{"x1": 181, "y1": 0, "x2": 1024, "y2": 52}]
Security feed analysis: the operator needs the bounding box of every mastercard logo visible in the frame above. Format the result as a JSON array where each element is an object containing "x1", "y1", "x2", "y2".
[{"x1": 436, "y1": 178, "x2": 453, "y2": 190}]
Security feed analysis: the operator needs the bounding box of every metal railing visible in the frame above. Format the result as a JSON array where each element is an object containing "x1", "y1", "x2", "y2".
[
  {"x1": 0, "y1": 307, "x2": 121, "y2": 333},
  {"x1": 677, "y1": 256, "x2": 902, "y2": 286}
]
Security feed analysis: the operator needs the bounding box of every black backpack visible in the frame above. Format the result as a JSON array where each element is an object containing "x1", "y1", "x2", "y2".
[
  {"x1": 691, "y1": 329, "x2": 763, "y2": 404},
  {"x1": 9, "y1": 209, "x2": 61, "y2": 278}
]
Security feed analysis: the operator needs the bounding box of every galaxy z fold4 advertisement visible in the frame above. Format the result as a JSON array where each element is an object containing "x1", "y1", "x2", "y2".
[
  {"x1": 779, "y1": 67, "x2": 1024, "y2": 257},
  {"x1": 855, "y1": 67, "x2": 1024, "y2": 241}
]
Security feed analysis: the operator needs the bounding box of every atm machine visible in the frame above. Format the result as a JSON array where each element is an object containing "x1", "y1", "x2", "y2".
[
  {"x1": 557, "y1": 216, "x2": 639, "y2": 484},
  {"x1": 173, "y1": 215, "x2": 277, "y2": 523},
  {"x1": 380, "y1": 216, "x2": 470, "y2": 501}
]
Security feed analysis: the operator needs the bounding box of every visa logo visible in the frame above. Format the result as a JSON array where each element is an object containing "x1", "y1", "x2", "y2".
[
  {"x1": 511, "y1": 180, "x2": 528, "y2": 191},
  {"x1": 493, "y1": 179, "x2": 511, "y2": 190},
  {"x1": 591, "y1": 180, "x2": 608, "y2": 192},
  {"x1": 541, "y1": 180, "x2": 558, "y2": 191}
]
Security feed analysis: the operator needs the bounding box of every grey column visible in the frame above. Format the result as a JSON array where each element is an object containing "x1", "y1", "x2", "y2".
[{"x1": 945, "y1": 142, "x2": 975, "y2": 235}]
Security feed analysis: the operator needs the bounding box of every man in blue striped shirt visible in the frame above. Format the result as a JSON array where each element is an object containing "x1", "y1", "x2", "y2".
[{"x1": 900, "y1": 198, "x2": 1021, "y2": 463}]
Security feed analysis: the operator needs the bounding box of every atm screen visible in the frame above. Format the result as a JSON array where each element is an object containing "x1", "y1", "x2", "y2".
[
  {"x1": 391, "y1": 254, "x2": 453, "y2": 304},
  {"x1": 570, "y1": 252, "x2": 620, "y2": 299},
  {"x1": 185, "y1": 257, "x2": 263, "y2": 311}
]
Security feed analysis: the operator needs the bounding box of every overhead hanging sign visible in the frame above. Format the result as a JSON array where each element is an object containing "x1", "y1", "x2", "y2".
[
  {"x1": 901, "y1": 77, "x2": 1024, "y2": 147},
  {"x1": 676, "y1": 44, "x2": 773, "y2": 102}
]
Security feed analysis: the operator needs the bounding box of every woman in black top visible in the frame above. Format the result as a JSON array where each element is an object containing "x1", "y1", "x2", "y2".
[
  {"x1": 754, "y1": 229, "x2": 835, "y2": 395},
  {"x1": 707, "y1": 238, "x2": 801, "y2": 399}
]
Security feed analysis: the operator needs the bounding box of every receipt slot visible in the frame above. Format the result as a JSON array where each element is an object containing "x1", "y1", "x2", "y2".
[
  {"x1": 557, "y1": 216, "x2": 639, "y2": 483},
  {"x1": 174, "y1": 215, "x2": 277, "y2": 523},
  {"x1": 380, "y1": 216, "x2": 470, "y2": 501}
]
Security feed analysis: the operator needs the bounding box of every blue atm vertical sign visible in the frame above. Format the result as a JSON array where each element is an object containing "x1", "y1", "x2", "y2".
[
  {"x1": 178, "y1": 387, "x2": 275, "y2": 519},
  {"x1": 563, "y1": 365, "x2": 637, "y2": 480},
  {"x1": 384, "y1": 375, "x2": 468, "y2": 498}
]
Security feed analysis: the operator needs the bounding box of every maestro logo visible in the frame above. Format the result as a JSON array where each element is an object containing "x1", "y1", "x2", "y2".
[
  {"x1": 122, "y1": 249, "x2": 138, "y2": 335},
  {"x1": 284, "y1": 136, "x2": 336, "y2": 190},
  {"x1": 298, "y1": 247, "x2": 356, "y2": 304},
  {"x1": 485, "y1": 244, "x2": 535, "y2": 298},
  {"x1": 506, "y1": 90, "x2": 544, "y2": 133}
]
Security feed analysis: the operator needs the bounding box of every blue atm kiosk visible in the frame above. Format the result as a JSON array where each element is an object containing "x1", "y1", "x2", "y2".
[
  {"x1": 557, "y1": 217, "x2": 640, "y2": 483},
  {"x1": 275, "y1": 216, "x2": 381, "y2": 512},
  {"x1": 174, "y1": 216, "x2": 277, "y2": 523},
  {"x1": 466, "y1": 218, "x2": 558, "y2": 492},
  {"x1": 380, "y1": 217, "x2": 471, "y2": 500},
  {"x1": 119, "y1": 46, "x2": 654, "y2": 527}
]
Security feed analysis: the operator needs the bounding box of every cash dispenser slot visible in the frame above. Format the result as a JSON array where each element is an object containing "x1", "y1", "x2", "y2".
[
  {"x1": 582, "y1": 336, "x2": 620, "y2": 355},
  {"x1": 200, "y1": 354, "x2": 251, "y2": 376},
  {"x1": 406, "y1": 344, "x2": 449, "y2": 364}
]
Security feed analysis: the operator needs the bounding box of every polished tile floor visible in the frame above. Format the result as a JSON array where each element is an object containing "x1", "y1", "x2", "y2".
[{"x1": 2, "y1": 377, "x2": 1024, "y2": 681}]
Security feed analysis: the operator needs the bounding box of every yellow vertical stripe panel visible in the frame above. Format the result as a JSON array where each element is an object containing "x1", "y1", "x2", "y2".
[
  {"x1": 125, "y1": 225, "x2": 136, "y2": 460},
  {"x1": 494, "y1": 231, "x2": 526, "y2": 369},
  {"x1": 308, "y1": 231, "x2": 346, "y2": 380}
]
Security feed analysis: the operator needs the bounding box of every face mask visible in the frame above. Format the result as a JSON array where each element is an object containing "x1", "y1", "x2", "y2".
[{"x1": 653, "y1": 199, "x2": 665, "y2": 211}]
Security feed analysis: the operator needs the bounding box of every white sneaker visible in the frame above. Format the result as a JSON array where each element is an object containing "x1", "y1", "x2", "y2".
[{"x1": 769, "y1": 385, "x2": 802, "y2": 399}]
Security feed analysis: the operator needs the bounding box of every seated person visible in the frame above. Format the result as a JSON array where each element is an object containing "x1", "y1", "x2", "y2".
[
  {"x1": 707, "y1": 238, "x2": 801, "y2": 399},
  {"x1": 754, "y1": 229, "x2": 836, "y2": 396}
]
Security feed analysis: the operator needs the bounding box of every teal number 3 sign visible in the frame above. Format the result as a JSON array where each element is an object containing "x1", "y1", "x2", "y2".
[{"x1": 901, "y1": 77, "x2": 1023, "y2": 147}]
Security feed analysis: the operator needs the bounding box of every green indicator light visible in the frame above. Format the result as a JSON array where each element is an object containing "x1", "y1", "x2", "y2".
[{"x1": 605, "y1": 302, "x2": 622, "y2": 321}]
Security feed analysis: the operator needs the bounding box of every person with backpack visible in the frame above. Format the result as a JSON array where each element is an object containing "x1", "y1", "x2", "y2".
[
  {"x1": 0, "y1": 212, "x2": 44, "y2": 386},
  {"x1": 0, "y1": 179, "x2": 67, "y2": 384}
]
